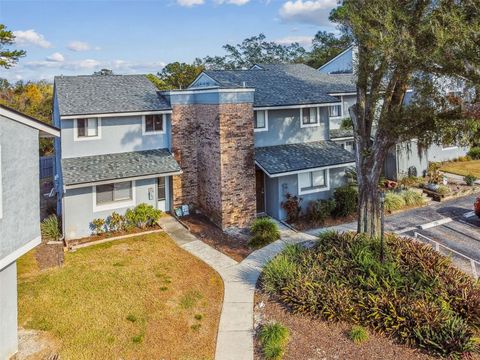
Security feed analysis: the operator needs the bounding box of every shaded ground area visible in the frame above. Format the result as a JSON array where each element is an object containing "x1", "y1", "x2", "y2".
[
  {"x1": 181, "y1": 213, "x2": 252, "y2": 261},
  {"x1": 17, "y1": 232, "x2": 223, "y2": 360},
  {"x1": 254, "y1": 292, "x2": 437, "y2": 360}
]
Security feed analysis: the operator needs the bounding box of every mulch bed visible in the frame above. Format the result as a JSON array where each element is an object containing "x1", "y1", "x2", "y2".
[
  {"x1": 290, "y1": 213, "x2": 357, "y2": 232},
  {"x1": 254, "y1": 291, "x2": 439, "y2": 360},
  {"x1": 67, "y1": 224, "x2": 161, "y2": 247},
  {"x1": 180, "y1": 213, "x2": 253, "y2": 262}
]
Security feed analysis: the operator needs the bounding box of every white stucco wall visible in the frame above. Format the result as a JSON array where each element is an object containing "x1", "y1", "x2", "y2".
[{"x1": 0, "y1": 261, "x2": 18, "y2": 360}]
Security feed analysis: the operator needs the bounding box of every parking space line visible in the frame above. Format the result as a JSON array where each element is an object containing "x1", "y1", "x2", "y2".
[{"x1": 418, "y1": 217, "x2": 452, "y2": 230}]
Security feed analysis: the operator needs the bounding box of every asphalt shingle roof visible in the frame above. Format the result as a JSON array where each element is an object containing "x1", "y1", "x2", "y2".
[
  {"x1": 62, "y1": 149, "x2": 181, "y2": 186},
  {"x1": 330, "y1": 129, "x2": 354, "y2": 139},
  {"x1": 203, "y1": 64, "x2": 356, "y2": 107},
  {"x1": 255, "y1": 141, "x2": 355, "y2": 176},
  {"x1": 55, "y1": 74, "x2": 170, "y2": 116}
]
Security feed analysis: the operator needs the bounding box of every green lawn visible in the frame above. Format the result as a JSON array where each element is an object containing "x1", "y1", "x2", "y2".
[
  {"x1": 18, "y1": 233, "x2": 223, "y2": 360},
  {"x1": 441, "y1": 159, "x2": 480, "y2": 178}
]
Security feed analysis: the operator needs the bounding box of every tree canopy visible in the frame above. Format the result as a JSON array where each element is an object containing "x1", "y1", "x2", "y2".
[
  {"x1": 305, "y1": 31, "x2": 352, "y2": 69},
  {"x1": 0, "y1": 24, "x2": 26, "y2": 69},
  {"x1": 147, "y1": 62, "x2": 204, "y2": 90},
  {"x1": 331, "y1": 0, "x2": 480, "y2": 236}
]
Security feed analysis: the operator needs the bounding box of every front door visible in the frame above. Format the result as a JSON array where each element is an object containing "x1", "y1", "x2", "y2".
[
  {"x1": 157, "y1": 177, "x2": 168, "y2": 212},
  {"x1": 256, "y1": 169, "x2": 265, "y2": 214}
]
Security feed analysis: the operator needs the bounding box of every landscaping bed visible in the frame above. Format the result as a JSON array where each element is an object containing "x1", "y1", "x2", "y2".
[
  {"x1": 181, "y1": 213, "x2": 253, "y2": 261},
  {"x1": 17, "y1": 232, "x2": 223, "y2": 359},
  {"x1": 255, "y1": 232, "x2": 480, "y2": 359},
  {"x1": 254, "y1": 292, "x2": 435, "y2": 360}
]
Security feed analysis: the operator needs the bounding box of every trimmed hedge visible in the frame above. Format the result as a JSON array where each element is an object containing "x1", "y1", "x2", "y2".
[{"x1": 261, "y1": 232, "x2": 480, "y2": 358}]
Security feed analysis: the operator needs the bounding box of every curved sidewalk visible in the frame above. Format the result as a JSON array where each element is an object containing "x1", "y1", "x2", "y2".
[{"x1": 158, "y1": 216, "x2": 315, "y2": 360}]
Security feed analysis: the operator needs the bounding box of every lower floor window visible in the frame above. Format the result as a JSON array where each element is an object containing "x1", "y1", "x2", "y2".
[
  {"x1": 96, "y1": 181, "x2": 132, "y2": 205},
  {"x1": 157, "y1": 177, "x2": 166, "y2": 201},
  {"x1": 298, "y1": 170, "x2": 327, "y2": 194}
]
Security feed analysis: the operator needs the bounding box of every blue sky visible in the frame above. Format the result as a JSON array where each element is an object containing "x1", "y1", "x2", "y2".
[{"x1": 0, "y1": 0, "x2": 338, "y2": 82}]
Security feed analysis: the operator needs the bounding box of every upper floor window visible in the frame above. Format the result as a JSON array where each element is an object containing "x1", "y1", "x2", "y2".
[
  {"x1": 298, "y1": 169, "x2": 329, "y2": 195},
  {"x1": 76, "y1": 118, "x2": 99, "y2": 139},
  {"x1": 254, "y1": 110, "x2": 268, "y2": 132},
  {"x1": 301, "y1": 107, "x2": 319, "y2": 127},
  {"x1": 143, "y1": 114, "x2": 165, "y2": 135},
  {"x1": 328, "y1": 104, "x2": 342, "y2": 118}
]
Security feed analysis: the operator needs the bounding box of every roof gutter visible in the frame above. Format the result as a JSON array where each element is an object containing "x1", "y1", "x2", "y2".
[{"x1": 255, "y1": 161, "x2": 356, "y2": 178}]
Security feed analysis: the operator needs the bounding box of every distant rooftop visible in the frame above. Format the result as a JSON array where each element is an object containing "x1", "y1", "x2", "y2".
[
  {"x1": 55, "y1": 74, "x2": 171, "y2": 117},
  {"x1": 201, "y1": 63, "x2": 356, "y2": 107}
]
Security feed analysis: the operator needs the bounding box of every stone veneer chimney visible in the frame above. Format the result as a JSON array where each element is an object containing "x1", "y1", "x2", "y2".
[{"x1": 167, "y1": 88, "x2": 256, "y2": 230}]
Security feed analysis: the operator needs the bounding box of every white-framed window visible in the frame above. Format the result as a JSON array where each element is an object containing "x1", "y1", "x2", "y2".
[
  {"x1": 93, "y1": 181, "x2": 135, "y2": 211},
  {"x1": 74, "y1": 118, "x2": 101, "y2": 141},
  {"x1": 298, "y1": 169, "x2": 330, "y2": 195},
  {"x1": 300, "y1": 107, "x2": 320, "y2": 128},
  {"x1": 328, "y1": 104, "x2": 342, "y2": 118},
  {"x1": 142, "y1": 114, "x2": 166, "y2": 135},
  {"x1": 254, "y1": 110, "x2": 268, "y2": 132}
]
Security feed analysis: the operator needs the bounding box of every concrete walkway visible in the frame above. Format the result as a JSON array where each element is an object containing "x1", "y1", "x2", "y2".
[{"x1": 158, "y1": 215, "x2": 315, "y2": 360}]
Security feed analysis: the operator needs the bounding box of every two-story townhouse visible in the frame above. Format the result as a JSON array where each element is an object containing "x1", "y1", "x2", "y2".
[
  {"x1": 0, "y1": 105, "x2": 59, "y2": 359},
  {"x1": 53, "y1": 75, "x2": 182, "y2": 240},
  {"x1": 319, "y1": 46, "x2": 470, "y2": 179},
  {"x1": 54, "y1": 65, "x2": 357, "y2": 239}
]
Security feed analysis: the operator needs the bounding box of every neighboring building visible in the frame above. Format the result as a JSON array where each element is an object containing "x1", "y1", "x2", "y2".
[
  {"x1": 319, "y1": 46, "x2": 469, "y2": 179},
  {"x1": 0, "y1": 105, "x2": 60, "y2": 359},
  {"x1": 54, "y1": 65, "x2": 357, "y2": 238}
]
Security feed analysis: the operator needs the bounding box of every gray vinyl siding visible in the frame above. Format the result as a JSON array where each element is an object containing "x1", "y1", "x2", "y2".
[
  {"x1": 0, "y1": 115, "x2": 40, "y2": 264},
  {"x1": 330, "y1": 94, "x2": 356, "y2": 130},
  {"x1": 264, "y1": 167, "x2": 349, "y2": 220},
  {"x1": 63, "y1": 177, "x2": 170, "y2": 240},
  {"x1": 389, "y1": 141, "x2": 469, "y2": 180},
  {"x1": 254, "y1": 108, "x2": 329, "y2": 148},
  {"x1": 60, "y1": 115, "x2": 171, "y2": 159},
  {"x1": 318, "y1": 47, "x2": 354, "y2": 74}
]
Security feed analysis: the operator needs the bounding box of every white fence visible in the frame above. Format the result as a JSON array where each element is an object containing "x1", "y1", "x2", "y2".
[
  {"x1": 39, "y1": 156, "x2": 54, "y2": 179},
  {"x1": 413, "y1": 232, "x2": 479, "y2": 279}
]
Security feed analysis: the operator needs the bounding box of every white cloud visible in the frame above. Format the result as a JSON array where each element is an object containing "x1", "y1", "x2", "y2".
[
  {"x1": 176, "y1": 0, "x2": 204, "y2": 6},
  {"x1": 279, "y1": 0, "x2": 337, "y2": 25},
  {"x1": 67, "y1": 41, "x2": 92, "y2": 52},
  {"x1": 215, "y1": 0, "x2": 250, "y2": 5},
  {"x1": 46, "y1": 52, "x2": 65, "y2": 62},
  {"x1": 12, "y1": 29, "x2": 51, "y2": 48},
  {"x1": 275, "y1": 35, "x2": 313, "y2": 46}
]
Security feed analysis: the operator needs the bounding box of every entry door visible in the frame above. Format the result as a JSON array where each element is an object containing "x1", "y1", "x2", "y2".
[
  {"x1": 255, "y1": 170, "x2": 265, "y2": 213},
  {"x1": 157, "y1": 177, "x2": 168, "y2": 212}
]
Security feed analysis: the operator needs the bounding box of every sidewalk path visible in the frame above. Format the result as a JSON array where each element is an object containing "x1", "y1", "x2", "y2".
[{"x1": 158, "y1": 215, "x2": 315, "y2": 360}]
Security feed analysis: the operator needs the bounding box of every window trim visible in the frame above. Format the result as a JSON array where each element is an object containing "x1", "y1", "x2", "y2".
[
  {"x1": 142, "y1": 114, "x2": 166, "y2": 135},
  {"x1": 298, "y1": 169, "x2": 330, "y2": 195},
  {"x1": 300, "y1": 107, "x2": 321, "y2": 128},
  {"x1": 328, "y1": 104, "x2": 343, "y2": 119},
  {"x1": 74, "y1": 117, "x2": 102, "y2": 141},
  {"x1": 254, "y1": 110, "x2": 268, "y2": 132},
  {"x1": 92, "y1": 180, "x2": 136, "y2": 212}
]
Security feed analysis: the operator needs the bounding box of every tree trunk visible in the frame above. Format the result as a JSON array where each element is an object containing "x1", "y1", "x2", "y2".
[{"x1": 349, "y1": 106, "x2": 389, "y2": 237}]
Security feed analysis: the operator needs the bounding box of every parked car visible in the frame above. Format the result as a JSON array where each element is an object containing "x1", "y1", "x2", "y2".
[{"x1": 475, "y1": 196, "x2": 480, "y2": 218}]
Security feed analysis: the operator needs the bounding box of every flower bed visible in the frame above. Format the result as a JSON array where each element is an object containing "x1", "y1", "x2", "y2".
[{"x1": 260, "y1": 232, "x2": 480, "y2": 358}]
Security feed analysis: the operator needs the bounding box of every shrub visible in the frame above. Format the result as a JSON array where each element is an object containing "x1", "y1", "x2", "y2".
[
  {"x1": 280, "y1": 193, "x2": 302, "y2": 223},
  {"x1": 340, "y1": 117, "x2": 353, "y2": 130},
  {"x1": 436, "y1": 185, "x2": 451, "y2": 196},
  {"x1": 427, "y1": 162, "x2": 442, "y2": 184},
  {"x1": 398, "y1": 176, "x2": 423, "y2": 188},
  {"x1": 464, "y1": 174, "x2": 478, "y2": 186},
  {"x1": 41, "y1": 215, "x2": 61, "y2": 242},
  {"x1": 259, "y1": 322, "x2": 290, "y2": 360},
  {"x1": 91, "y1": 218, "x2": 106, "y2": 235},
  {"x1": 348, "y1": 326, "x2": 369, "y2": 344},
  {"x1": 107, "y1": 212, "x2": 125, "y2": 232},
  {"x1": 261, "y1": 232, "x2": 480, "y2": 358},
  {"x1": 248, "y1": 217, "x2": 281, "y2": 249},
  {"x1": 125, "y1": 203, "x2": 162, "y2": 229},
  {"x1": 467, "y1": 147, "x2": 480, "y2": 160},
  {"x1": 402, "y1": 190, "x2": 426, "y2": 207},
  {"x1": 333, "y1": 185, "x2": 358, "y2": 217},
  {"x1": 384, "y1": 192, "x2": 406, "y2": 212},
  {"x1": 307, "y1": 199, "x2": 336, "y2": 223}
]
